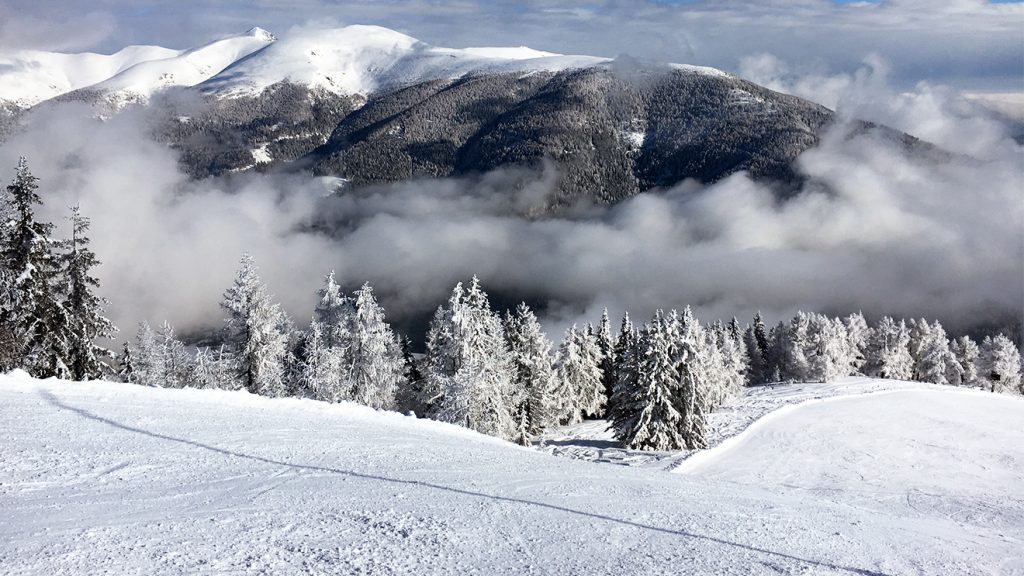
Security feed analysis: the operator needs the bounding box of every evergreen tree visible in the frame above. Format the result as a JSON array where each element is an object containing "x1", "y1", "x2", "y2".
[
  {"x1": 951, "y1": 336, "x2": 980, "y2": 386},
  {"x1": 864, "y1": 317, "x2": 913, "y2": 380},
  {"x1": 979, "y1": 335, "x2": 1023, "y2": 394},
  {"x1": 804, "y1": 313, "x2": 849, "y2": 383},
  {"x1": 743, "y1": 325, "x2": 766, "y2": 385},
  {"x1": 425, "y1": 278, "x2": 516, "y2": 440},
  {"x1": 906, "y1": 318, "x2": 932, "y2": 381},
  {"x1": 345, "y1": 283, "x2": 404, "y2": 410},
  {"x1": 61, "y1": 205, "x2": 116, "y2": 380},
  {"x1": 595, "y1": 308, "x2": 615, "y2": 415},
  {"x1": 504, "y1": 303, "x2": 557, "y2": 444},
  {"x1": 133, "y1": 322, "x2": 162, "y2": 387},
  {"x1": 552, "y1": 324, "x2": 605, "y2": 425},
  {"x1": 843, "y1": 312, "x2": 870, "y2": 374},
  {"x1": 221, "y1": 254, "x2": 290, "y2": 396},
  {"x1": 916, "y1": 321, "x2": 960, "y2": 385},
  {"x1": 612, "y1": 313, "x2": 688, "y2": 450},
  {"x1": 608, "y1": 312, "x2": 639, "y2": 427},
  {"x1": 674, "y1": 307, "x2": 709, "y2": 449},
  {"x1": 301, "y1": 320, "x2": 346, "y2": 401},
  {"x1": 0, "y1": 158, "x2": 71, "y2": 377},
  {"x1": 396, "y1": 334, "x2": 427, "y2": 415},
  {"x1": 117, "y1": 341, "x2": 134, "y2": 383}
]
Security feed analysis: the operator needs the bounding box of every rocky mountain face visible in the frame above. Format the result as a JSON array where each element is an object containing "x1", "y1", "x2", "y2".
[{"x1": 1, "y1": 25, "x2": 842, "y2": 206}]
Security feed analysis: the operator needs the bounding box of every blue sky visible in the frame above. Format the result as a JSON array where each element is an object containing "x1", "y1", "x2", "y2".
[{"x1": 0, "y1": 0, "x2": 1021, "y2": 91}]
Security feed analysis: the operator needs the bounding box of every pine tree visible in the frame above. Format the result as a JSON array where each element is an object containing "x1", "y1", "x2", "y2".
[
  {"x1": 133, "y1": 322, "x2": 162, "y2": 386},
  {"x1": 864, "y1": 317, "x2": 913, "y2": 380},
  {"x1": 345, "y1": 283, "x2": 404, "y2": 410},
  {"x1": 504, "y1": 303, "x2": 557, "y2": 444},
  {"x1": 907, "y1": 318, "x2": 932, "y2": 381},
  {"x1": 221, "y1": 254, "x2": 290, "y2": 396},
  {"x1": 0, "y1": 158, "x2": 71, "y2": 377},
  {"x1": 117, "y1": 341, "x2": 134, "y2": 383},
  {"x1": 61, "y1": 205, "x2": 116, "y2": 380},
  {"x1": 552, "y1": 324, "x2": 605, "y2": 425},
  {"x1": 916, "y1": 321, "x2": 960, "y2": 385},
  {"x1": 301, "y1": 320, "x2": 346, "y2": 401},
  {"x1": 951, "y1": 335, "x2": 980, "y2": 386},
  {"x1": 743, "y1": 325, "x2": 766, "y2": 385},
  {"x1": 396, "y1": 334, "x2": 427, "y2": 415},
  {"x1": 804, "y1": 313, "x2": 849, "y2": 383},
  {"x1": 612, "y1": 313, "x2": 688, "y2": 451},
  {"x1": 191, "y1": 346, "x2": 235, "y2": 390},
  {"x1": 844, "y1": 312, "x2": 870, "y2": 374},
  {"x1": 595, "y1": 308, "x2": 615, "y2": 414},
  {"x1": 425, "y1": 278, "x2": 516, "y2": 440},
  {"x1": 675, "y1": 307, "x2": 709, "y2": 447},
  {"x1": 607, "y1": 312, "x2": 639, "y2": 427},
  {"x1": 979, "y1": 335, "x2": 1023, "y2": 394}
]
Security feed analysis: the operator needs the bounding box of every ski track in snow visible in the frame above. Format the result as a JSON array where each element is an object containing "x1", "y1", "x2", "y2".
[{"x1": 1, "y1": 372, "x2": 1022, "y2": 575}]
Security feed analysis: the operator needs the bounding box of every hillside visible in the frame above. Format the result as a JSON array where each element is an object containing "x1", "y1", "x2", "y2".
[
  {"x1": 0, "y1": 25, "x2": 840, "y2": 204},
  {"x1": 2, "y1": 372, "x2": 1021, "y2": 575}
]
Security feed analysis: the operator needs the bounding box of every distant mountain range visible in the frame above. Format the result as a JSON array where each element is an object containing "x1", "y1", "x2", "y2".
[{"x1": 0, "y1": 25, "x2": 921, "y2": 205}]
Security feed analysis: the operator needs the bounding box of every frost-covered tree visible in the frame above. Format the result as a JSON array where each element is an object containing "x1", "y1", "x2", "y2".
[
  {"x1": 916, "y1": 321, "x2": 961, "y2": 386},
  {"x1": 951, "y1": 336, "x2": 980, "y2": 386},
  {"x1": 612, "y1": 313, "x2": 688, "y2": 451},
  {"x1": 191, "y1": 345, "x2": 235, "y2": 390},
  {"x1": 504, "y1": 303, "x2": 557, "y2": 444},
  {"x1": 396, "y1": 334, "x2": 427, "y2": 415},
  {"x1": 843, "y1": 312, "x2": 870, "y2": 374},
  {"x1": 117, "y1": 342, "x2": 134, "y2": 383},
  {"x1": 744, "y1": 312, "x2": 770, "y2": 384},
  {"x1": 906, "y1": 318, "x2": 933, "y2": 381},
  {"x1": 552, "y1": 324, "x2": 605, "y2": 425},
  {"x1": 979, "y1": 335, "x2": 1022, "y2": 394},
  {"x1": 221, "y1": 254, "x2": 290, "y2": 396},
  {"x1": 425, "y1": 278, "x2": 516, "y2": 440},
  {"x1": 864, "y1": 317, "x2": 913, "y2": 380},
  {"x1": 61, "y1": 206, "x2": 116, "y2": 380},
  {"x1": 301, "y1": 320, "x2": 346, "y2": 401},
  {"x1": 157, "y1": 321, "x2": 192, "y2": 388},
  {"x1": 0, "y1": 158, "x2": 71, "y2": 377},
  {"x1": 608, "y1": 312, "x2": 639, "y2": 426},
  {"x1": 718, "y1": 320, "x2": 747, "y2": 399},
  {"x1": 595, "y1": 308, "x2": 615, "y2": 414},
  {"x1": 804, "y1": 313, "x2": 850, "y2": 383},
  {"x1": 344, "y1": 283, "x2": 404, "y2": 410}
]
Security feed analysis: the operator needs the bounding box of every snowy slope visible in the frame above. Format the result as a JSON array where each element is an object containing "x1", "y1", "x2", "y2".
[
  {"x1": 2, "y1": 372, "x2": 1021, "y2": 575},
  {"x1": 88, "y1": 28, "x2": 275, "y2": 105},
  {"x1": 0, "y1": 45, "x2": 180, "y2": 107},
  {"x1": 199, "y1": 24, "x2": 610, "y2": 98}
]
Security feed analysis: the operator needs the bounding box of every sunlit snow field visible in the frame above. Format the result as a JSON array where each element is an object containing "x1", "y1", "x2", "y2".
[{"x1": 2, "y1": 373, "x2": 1022, "y2": 575}]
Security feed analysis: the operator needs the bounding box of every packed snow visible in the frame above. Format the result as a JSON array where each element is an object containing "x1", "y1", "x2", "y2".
[{"x1": 2, "y1": 372, "x2": 1021, "y2": 575}]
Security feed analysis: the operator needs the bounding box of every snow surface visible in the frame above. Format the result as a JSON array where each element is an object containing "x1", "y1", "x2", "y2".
[
  {"x1": 200, "y1": 25, "x2": 609, "y2": 99},
  {"x1": 0, "y1": 24, "x2": 730, "y2": 108},
  {"x1": 2, "y1": 372, "x2": 1021, "y2": 575}
]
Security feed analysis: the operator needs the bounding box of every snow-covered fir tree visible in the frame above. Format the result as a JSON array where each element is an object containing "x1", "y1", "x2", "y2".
[
  {"x1": 674, "y1": 307, "x2": 709, "y2": 449},
  {"x1": 744, "y1": 312, "x2": 770, "y2": 385},
  {"x1": 916, "y1": 321, "x2": 961, "y2": 386},
  {"x1": 844, "y1": 312, "x2": 870, "y2": 375},
  {"x1": 951, "y1": 335, "x2": 980, "y2": 386},
  {"x1": 803, "y1": 313, "x2": 850, "y2": 383},
  {"x1": 552, "y1": 324, "x2": 606, "y2": 425},
  {"x1": 132, "y1": 322, "x2": 162, "y2": 387},
  {"x1": 157, "y1": 320, "x2": 192, "y2": 388},
  {"x1": 301, "y1": 320, "x2": 346, "y2": 401},
  {"x1": 117, "y1": 342, "x2": 134, "y2": 383},
  {"x1": 504, "y1": 303, "x2": 557, "y2": 444},
  {"x1": 425, "y1": 278, "x2": 517, "y2": 440},
  {"x1": 907, "y1": 318, "x2": 933, "y2": 381},
  {"x1": 221, "y1": 254, "x2": 291, "y2": 396},
  {"x1": 978, "y1": 335, "x2": 1022, "y2": 394},
  {"x1": 864, "y1": 316, "x2": 913, "y2": 380},
  {"x1": 345, "y1": 283, "x2": 404, "y2": 410},
  {"x1": 0, "y1": 158, "x2": 71, "y2": 378},
  {"x1": 607, "y1": 312, "x2": 639, "y2": 426},
  {"x1": 61, "y1": 205, "x2": 116, "y2": 380},
  {"x1": 612, "y1": 312, "x2": 689, "y2": 451},
  {"x1": 595, "y1": 308, "x2": 615, "y2": 415},
  {"x1": 395, "y1": 334, "x2": 427, "y2": 415}
]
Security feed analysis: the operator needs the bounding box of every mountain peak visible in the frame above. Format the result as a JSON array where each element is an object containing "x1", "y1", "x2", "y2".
[{"x1": 246, "y1": 27, "x2": 276, "y2": 42}]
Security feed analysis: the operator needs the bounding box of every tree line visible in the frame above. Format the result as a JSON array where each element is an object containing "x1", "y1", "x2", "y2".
[{"x1": 2, "y1": 159, "x2": 1022, "y2": 452}]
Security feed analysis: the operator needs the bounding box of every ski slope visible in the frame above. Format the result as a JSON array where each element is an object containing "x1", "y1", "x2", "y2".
[{"x1": 1, "y1": 372, "x2": 1022, "y2": 575}]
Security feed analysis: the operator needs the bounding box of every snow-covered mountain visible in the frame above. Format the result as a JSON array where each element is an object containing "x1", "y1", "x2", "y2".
[
  {"x1": 3, "y1": 25, "x2": 921, "y2": 206},
  {"x1": 2, "y1": 373, "x2": 1021, "y2": 574}
]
